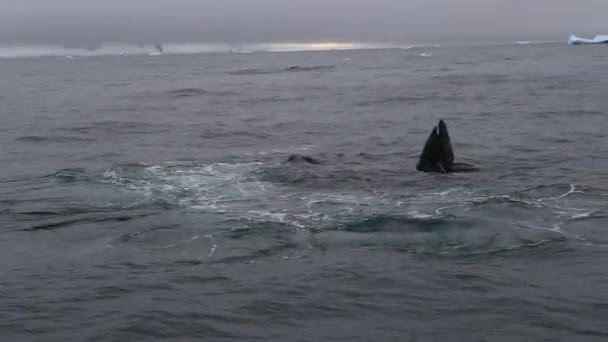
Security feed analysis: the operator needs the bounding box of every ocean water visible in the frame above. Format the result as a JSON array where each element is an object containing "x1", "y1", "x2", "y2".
[{"x1": 1, "y1": 43, "x2": 608, "y2": 341}]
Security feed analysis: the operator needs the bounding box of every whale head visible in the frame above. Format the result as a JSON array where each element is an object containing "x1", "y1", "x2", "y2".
[{"x1": 417, "y1": 120, "x2": 455, "y2": 173}]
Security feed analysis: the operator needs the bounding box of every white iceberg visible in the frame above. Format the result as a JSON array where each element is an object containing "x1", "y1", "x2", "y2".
[{"x1": 568, "y1": 34, "x2": 608, "y2": 45}]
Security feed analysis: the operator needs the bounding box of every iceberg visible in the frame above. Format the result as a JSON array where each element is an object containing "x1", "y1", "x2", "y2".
[{"x1": 568, "y1": 34, "x2": 608, "y2": 45}]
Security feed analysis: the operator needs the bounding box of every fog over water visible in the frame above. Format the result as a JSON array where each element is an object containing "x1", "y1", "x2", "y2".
[{"x1": 1, "y1": 0, "x2": 606, "y2": 46}]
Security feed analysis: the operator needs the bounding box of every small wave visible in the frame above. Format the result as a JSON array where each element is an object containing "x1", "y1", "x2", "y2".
[
  {"x1": 431, "y1": 73, "x2": 509, "y2": 86},
  {"x1": 357, "y1": 95, "x2": 428, "y2": 107},
  {"x1": 518, "y1": 183, "x2": 608, "y2": 201},
  {"x1": 569, "y1": 212, "x2": 604, "y2": 220},
  {"x1": 336, "y1": 214, "x2": 464, "y2": 233},
  {"x1": 167, "y1": 88, "x2": 209, "y2": 97},
  {"x1": 462, "y1": 195, "x2": 545, "y2": 209},
  {"x1": 66, "y1": 121, "x2": 172, "y2": 135},
  {"x1": 228, "y1": 65, "x2": 335, "y2": 76},
  {"x1": 238, "y1": 95, "x2": 313, "y2": 105},
  {"x1": 24, "y1": 214, "x2": 142, "y2": 232},
  {"x1": 559, "y1": 212, "x2": 608, "y2": 245},
  {"x1": 53, "y1": 168, "x2": 89, "y2": 182},
  {"x1": 407, "y1": 211, "x2": 436, "y2": 219},
  {"x1": 107, "y1": 225, "x2": 177, "y2": 244},
  {"x1": 244, "y1": 145, "x2": 317, "y2": 157},
  {"x1": 534, "y1": 110, "x2": 605, "y2": 118},
  {"x1": 427, "y1": 188, "x2": 463, "y2": 197},
  {"x1": 164, "y1": 88, "x2": 236, "y2": 98},
  {"x1": 228, "y1": 68, "x2": 281, "y2": 75},
  {"x1": 129, "y1": 88, "x2": 237, "y2": 99},
  {"x1": 246, "y1": 210, "x2": 308, "y2": 229},
  {"x1": 285, "y1": 65, "x2": 336, "y2": 72},
  {"x1": 16, "y1": 135, "x2": 96, "y2": 143},
  {"x1": 0, "y1": 169, "x2": 84, "y2": 185}
]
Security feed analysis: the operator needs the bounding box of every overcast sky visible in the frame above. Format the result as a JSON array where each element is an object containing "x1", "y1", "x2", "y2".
[{"x1": 1, "y1": 0, "x2": 606, "y2": 46}]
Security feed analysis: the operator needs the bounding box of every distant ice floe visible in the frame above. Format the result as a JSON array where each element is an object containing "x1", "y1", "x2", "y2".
[{"x1": 568, "y1": 34, "x2": 608, "y2": 45}]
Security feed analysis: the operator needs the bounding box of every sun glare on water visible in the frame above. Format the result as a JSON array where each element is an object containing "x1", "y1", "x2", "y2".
[{"x1": 263, "y1": 42, "x2": 386, "y2": 52}]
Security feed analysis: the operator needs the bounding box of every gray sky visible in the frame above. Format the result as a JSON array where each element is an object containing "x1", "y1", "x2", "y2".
[{"x1": 1, "y1": 0, "x2": 606, "y2": 46}]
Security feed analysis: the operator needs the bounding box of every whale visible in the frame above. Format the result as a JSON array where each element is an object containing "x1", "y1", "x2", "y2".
[{"x1": 416, "y1": 120, "x2": 479, "y2": 173}]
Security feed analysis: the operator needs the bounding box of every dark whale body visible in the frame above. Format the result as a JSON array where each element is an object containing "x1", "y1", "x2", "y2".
[{"x1": 416, "y1": 120, "x2": 479, "y2": 173}]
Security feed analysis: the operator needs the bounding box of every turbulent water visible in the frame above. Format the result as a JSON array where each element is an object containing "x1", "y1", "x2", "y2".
[{"x1": 1, "y1": 43, "x2": 608, "y2": 341}]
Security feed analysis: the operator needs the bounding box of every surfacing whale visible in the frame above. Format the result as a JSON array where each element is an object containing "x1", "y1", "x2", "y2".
[{"x1": 416, "y1": 120, "x2": 479, "y2": 173}]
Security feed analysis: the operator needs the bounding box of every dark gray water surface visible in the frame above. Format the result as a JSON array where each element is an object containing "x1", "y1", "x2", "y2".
[{"x1": 1, "y1": 44, "x2": 608, "y2": 341}]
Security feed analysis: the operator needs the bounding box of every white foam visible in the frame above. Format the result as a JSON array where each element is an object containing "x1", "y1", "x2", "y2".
[
  {"x1": 435, "y1": 205, "x2": 463, "y2": 215},
  {"x1": 102, "y1": 170, "x2": 119, "y2": 179},
  {"x1": 144, "y1": 165, "x2": 163, "y2": 172},
  {"x1": 101, "y1": 161, "x2": 274, "y2": 211},
  {"x1": 429, "y1": 188, "x2": 462, "y2": 196},
  {"x1": 517, "y1": 221, "x2": 563, "y2": 233},
  {"x1": 247, "y1": 210, "x2": 288, "y2": 222},
  {"x1": 246, "y1": 210, "x2": 311, "y2": 229},
  {"x1": 407, "y1": 211, "x2": 435, "y2": 219},
  {"x1": 205, "y1": 234, "x2": 217, "y2": 257},
  {"x1": 536, "y1": 184, "x2": 589, "y2": 203},
  {"x1": 188, "y1": 202, "x2": 227, "y2": 212},
  {"x1": 571, "y1": 212, "x2": 594, "y2": 220}
]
